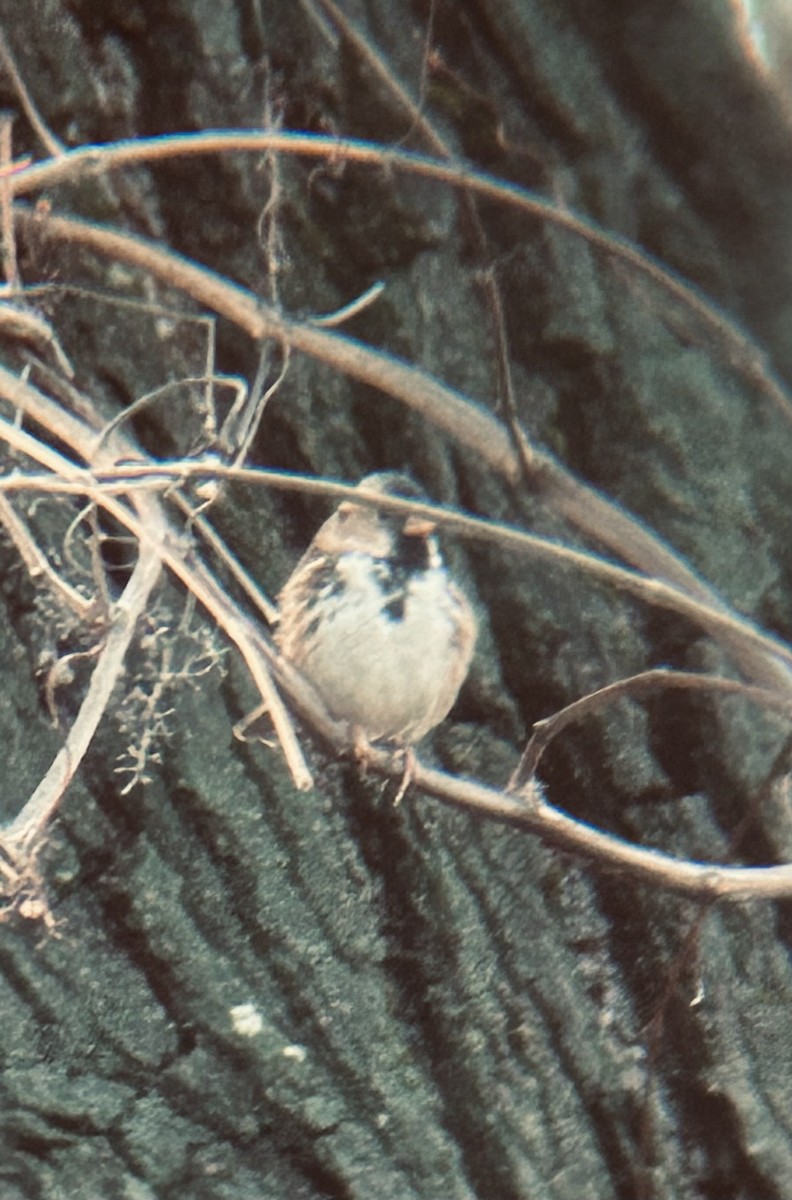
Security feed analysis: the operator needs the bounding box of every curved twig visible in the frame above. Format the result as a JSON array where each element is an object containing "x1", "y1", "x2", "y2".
[
  {"x1": 509, "y1": 668, "x2": 792, "y2": 789},
  {"x1": 3, "y1": 459, "x2": 792, "y2": 693},
  {"x1": 11, "y1": 130, "x2": 792, "y2": 424},
  {"x1": 16, "y1": 204, "x2": 784, "y2": 664}
]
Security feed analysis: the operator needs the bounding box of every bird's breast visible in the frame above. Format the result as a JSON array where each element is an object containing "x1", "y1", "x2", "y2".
[{"x1": 278, "y1": 551, "x2": 473, "y2": 741}]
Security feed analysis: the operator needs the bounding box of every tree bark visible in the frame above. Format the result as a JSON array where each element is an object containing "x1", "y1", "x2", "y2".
[{"x1": 1, "y1": 2, "x2": 792, "y2": 1198}]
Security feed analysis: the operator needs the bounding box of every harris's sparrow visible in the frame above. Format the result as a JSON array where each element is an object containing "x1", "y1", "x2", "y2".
[{"x1": 275, "y1": 472, "x2": 476, "y2": 744}]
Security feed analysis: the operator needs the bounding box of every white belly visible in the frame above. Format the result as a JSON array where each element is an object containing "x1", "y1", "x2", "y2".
[{"x1": 286, "y1": 554, "x2": 472, "y2": 743}]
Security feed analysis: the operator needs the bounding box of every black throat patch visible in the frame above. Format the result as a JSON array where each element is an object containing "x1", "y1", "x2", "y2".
[{"x1": 374, "y1": 533, "x2": 433, "y2": 622}]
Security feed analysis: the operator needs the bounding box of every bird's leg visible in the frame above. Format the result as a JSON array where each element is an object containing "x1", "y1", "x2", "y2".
[
  {"x1": 392, "y1": 746, "x2": 415, "y2": 806},
  {"x1": 350, "y1": 728, "x2": 414, "y2": 803},
  {"x1": 351, "y1": 723, "x2": 374, "y2": 775}
]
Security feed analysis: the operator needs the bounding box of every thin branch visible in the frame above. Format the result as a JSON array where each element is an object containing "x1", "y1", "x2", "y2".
[
  {"x1": 256, "y1": 636, "x2": 792, "y2": 901},
  {"x1": 93, "y1": 373, "x2": 247, "y2": 457},
  {"x1": 175, "y1": 495, "x2": 279, "y2": 625},
  {"x1": 15, "y1": 202, "x2": 776, "y2": 641},
  {"x1": 478, "y1": 261, "x2": 535, "y2": 472},
  {"x1": 410, "y1": 758, "x2": 792, "y2": 901},
  {"x1": 11, "y1": 131, "x2": 792, "y2": 425},
  {"x1": 3, "y1": 547, "x2": 163, "y2": 851},
  {"x1": 230, "y1": 346, "x2": 290, "y2": 467},
  {"x1": 0, "y1": 305, "x2": 75, "y2": 377},
  {"x1": 310, "y1": 280, "x2": 385, "y2": 327},
  {"x1": 0, "y1": 28, "x2": 65, "y2": 156},
  {"x1": 313, "y1": 0, "x2": 446, "y2": 153},
  {"x1": 0, "y1": 111, "x2": 18, "y2": 290},
  {"x1": 509, "y1": 668, "x2": 792, "y2": 789},
  {"x1": 3, "y1": 433, "x2": 792, "y2": 894},
  {"x1": 0, "y1": 491, "x2": 92, "y2": 617},
  {"x1": 4, "y1": 453, "x2": 792, "y2": 708},
  {"x1": 309, "y1": 4, "x2": 536, "y2": 481},
  {"x1": 0, "y1": 372, "x2": 313, "y2": 792}
]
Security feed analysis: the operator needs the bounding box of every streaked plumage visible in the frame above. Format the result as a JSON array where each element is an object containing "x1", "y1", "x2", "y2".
[{"x1": 276, "y1": 472, "x2": 476, "y2": 743}]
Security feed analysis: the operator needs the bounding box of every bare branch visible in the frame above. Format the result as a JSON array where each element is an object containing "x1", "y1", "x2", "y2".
[
  {"x1": 510, "y1": 668, "x2": 792, "y2": 789},
  {"x1": 3, "y1": 456, "x2": 791, "y2": 698},
  {"x1": 11, "y1": 131, "x2": 791, "y2": 426},
  {"x1": 13, "y1": 203, "x2": 774, "y2": 640},
  {"x1": 0, "y1": 28, "x2": 65, "y2": 157},
  {"x1": 0, "y1": 491, "x2": 92, "y2": 617}
]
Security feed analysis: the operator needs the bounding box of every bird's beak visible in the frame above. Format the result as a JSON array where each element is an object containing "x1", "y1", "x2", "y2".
[{"x1": 403, "y1": 515, "x2": 436, "y2": 537}]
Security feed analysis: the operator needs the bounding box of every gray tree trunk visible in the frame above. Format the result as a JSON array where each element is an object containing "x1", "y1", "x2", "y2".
[{"x1": 0, "y1": 2, "x2": 791, "y2": 1198}]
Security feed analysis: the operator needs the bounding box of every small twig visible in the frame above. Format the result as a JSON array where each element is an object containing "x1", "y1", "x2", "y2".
[
  {"x1": 6, "y1": 455, "x2": 792, "y2": 699},
  {"x1": 310, "y1": 281, "x2": 385, "y2": 327},
  {"x1": 0, "y1": 491, "x2": 92, "y2": 617},
  {"x1": 13, "y1": 130, "x2": 791, "y2": 428},
  {"x1": 233, "y1": 700, "x2": 273, "y2": 745},
  {"x1": 182, "y1": 498, "x2": 279, "y2": 623},
  {"x1": 44, "y1": 643, "x2": 103, "y2": 728},
  {"x1": 23, "y1": 356, "x2": 100, "y2": 427},
  {"x1": 298, "y1": 0, "x2": 341, "y2": 49},
  {"x1": 259, "y1": 80, "x2": 286, "y2": 310},
  {"x1": 0, "y1": 304, "x2": 75, "y2": 377},
  {"x1": 635, "y1": 728, "x2": 792, "y2": 1177},
  {"x1": 0, "y1": 111, "x2": 18, "y2": 290},
  {"x1": 312, "y1": 0, "x2": 447, "y2": 153},
  {"x1": 216, "y1": 88, "x2": 292, "y2": 467},
  {"x1": 0, "y1": 28, "x2": 65, "y2": 157},
  {"x1": 93, "y1": 373, "x2": 248, "y2": 457},
  {"x1": 414, "y1": 0, "x2": 437, "y2": 125},
  {"x1": 62, "y1": 499, "x2": 98, "y2": 579},
  {"x1": 0, "y1": 372, "x2": 313, "y2": 795},
  {"x1": 509, "y1": 668, "x2": 792, "y2": 791},
  {"x1": 478, "y1": 262, "x2": 536, "y2": 474},
  {"x1": 16, "y1": 200, "x2": 739, "y2": 624},
  {"x1": 3, "y1": 546, "x2": 164, "y2": 853},
  {"x1": 244, "y1": 348, "x2": 289, "y2": 467}
]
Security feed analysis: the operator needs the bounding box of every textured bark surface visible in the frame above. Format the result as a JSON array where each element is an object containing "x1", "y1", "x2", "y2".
[{"x1": 1, "y1": 2, "x2": 792, "y2": 1198}]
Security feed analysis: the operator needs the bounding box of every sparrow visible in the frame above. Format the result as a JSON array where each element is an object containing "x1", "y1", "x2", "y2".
[{"x1": 275, "y1": 472, "x2": 476, "y2": 744}]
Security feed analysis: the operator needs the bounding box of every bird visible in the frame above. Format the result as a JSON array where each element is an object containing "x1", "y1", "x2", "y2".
[{"x1": 275, "y1": 472, "x2": 476, "y2": 745}]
